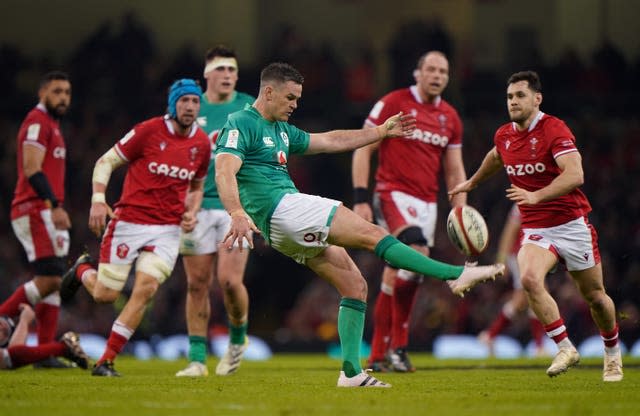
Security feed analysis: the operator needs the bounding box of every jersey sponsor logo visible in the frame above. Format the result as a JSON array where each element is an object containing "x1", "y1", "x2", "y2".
[
  {"x1": 409, "y1": 128, "x2": 449, "y2": 147},
  {"x1": 52, "y1": 146, "x2": 66, "y2": 159},
  {"x1": 119, "y1": 129, "x2": 135, "y2": 145},
  {"x1": 27, "y1": 123, "x2": 41, "y2": 140},
  {"x1": 370, "y1": 101, "x2": 384, "y2": 119},
  {"x1": 505, "y1": 163, "x2": 546, "y2": 176},
  {"x1": 263, "y1": 136, "x2": 274, "y2": 147},
  {"x1": 226, "y1": 129, "x2": 239, "y2": 148},
  {"x1": 280, "y1": 132, "x2": 289, "y2": 146},
  {"x1": 148, "y1": 162, "x2": 196, "y2": 180}
]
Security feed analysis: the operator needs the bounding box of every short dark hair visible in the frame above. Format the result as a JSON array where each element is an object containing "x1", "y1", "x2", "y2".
[
  {"x1": 205, "y1": 44, "x2": 236, "y2": 62},
  {"x1": 416, "y1": 50, "x2": 447, "y2": 69},
  {"x1": 40, "y1": 71, "x2": 69, "y2": 88},
  {"x1": 260, "y1": 62, "x2": 304, "y2": 87},
  {"x1": 507, "y1": 70, "x2": 542, "y2": 92}
]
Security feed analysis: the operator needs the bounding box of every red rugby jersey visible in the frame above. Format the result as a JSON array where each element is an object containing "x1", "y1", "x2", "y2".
[
  {"x1": 365, "y1": 86, "x2": 463, "y2": 202},
  {"x1": 11, "y1": 104, "x2": 66, "y2": 217},
  {"x1": 113, "y1": 116, "x2": 210, "y2": 225},
  {"x1": 494, "y1": 112, "x2": 591, "y2": 228}
]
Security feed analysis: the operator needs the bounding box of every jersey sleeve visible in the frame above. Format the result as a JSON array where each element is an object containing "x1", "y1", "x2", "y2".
[
  {"x1": 285, "y1": 124, "x2": 310, "y2": 155},
  {"x1": 194, "y1": 140, "x2": 211, "y2": 181},
  {"x1": 365, "y1": 93, "x2": 396, "y2": 127},
  {"x1": 448, "y1": 111, "x2": 463, "y2": 147},
  {"x1": 548, "y1": 119, "x2": 578, "y2": 159},
  {"x1": 21, "y1": 114, "x2": 52, "y2": 152},
  {"x1": 114, "y1": 121, "x2": 149, "y2": 161},
  {"x1": 215, "y1": 114, "x2": 252, "y2": 161}
]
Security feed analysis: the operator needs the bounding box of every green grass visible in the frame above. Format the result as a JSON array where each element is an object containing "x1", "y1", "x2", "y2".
[{"x1": 1, "y1": 354, "x2": 639, "y2": 416}]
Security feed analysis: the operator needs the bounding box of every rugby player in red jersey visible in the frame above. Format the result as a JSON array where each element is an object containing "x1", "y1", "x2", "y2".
[
  {"x1": 60, "y1": 79, "x2": 211, "y2": 376},
  {"x1": 352, "y1": 51, "x2": 467, "y2": 372},
  {"x1": 2, "y1": 71, "x2": 73, "y2": 368},
  {"x1": 450, "y1": 70, "x2": 622, "y2": 381}
]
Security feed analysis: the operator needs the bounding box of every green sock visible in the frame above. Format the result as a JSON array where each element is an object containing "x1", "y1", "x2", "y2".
[
  {"x1": 229, "y1": 321, "x2": 248, "y2": 345},
  {"x1": 338, "y1": 298, "x2": 366, "y2": 377},
  {"x1": 375, "y1": 235, "x2": 463, "y2": 280},
  {"x1": 188, "y1": 335, "x2": 207, "y2": 364}
]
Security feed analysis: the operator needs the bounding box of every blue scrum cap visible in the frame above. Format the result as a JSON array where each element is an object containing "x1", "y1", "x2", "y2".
[{"x1": 167, "y1": 79, "x2": 202, "y2": 118}]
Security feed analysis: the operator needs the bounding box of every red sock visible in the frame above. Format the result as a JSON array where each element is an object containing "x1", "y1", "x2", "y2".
[
  {"x1": 35, "y1": 303, "x2": 59, "y2": 344},
  {"x1": 600, "y1": 323, "x2": 619, "y2": 348},
  {"x1": 98, "y1": 331, "x2": 129, "y2": 365},
  {"x1": 543, "y1": 318, "x2": 568, "y2": 344},
  {"x1": 7, "y1": 342, "x2": 65, "y2": 369},
  {"x1": 487, "y1": 312, "x2": 511, "y2": 339},
  {"x1": 390, "y1": 278, "x2": 419, "y2": 349},
  {"x1": 368, "y1": 291, "x2": 392, "y2": 363},
  {"x1": 0, "y1": 285, "x2": 29, "y2": 316},
  {"x1": 529, "y1": 318, "x2": 545, "y2": 347}
]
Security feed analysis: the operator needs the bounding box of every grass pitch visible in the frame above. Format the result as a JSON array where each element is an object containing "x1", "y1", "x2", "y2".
[{"x1": 1, "y1": 353, "x2": 638, "y2": 416}]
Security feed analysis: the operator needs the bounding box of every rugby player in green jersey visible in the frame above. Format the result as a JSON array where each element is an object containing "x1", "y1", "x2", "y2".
[
  {"x1": 215, "y1": 62, "x2": 504, "y2": 387},
  {"x1": 176, "y1": 46, "x2": 255, "y2": 378}
]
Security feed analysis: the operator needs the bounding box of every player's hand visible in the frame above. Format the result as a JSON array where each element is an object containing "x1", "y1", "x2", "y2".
[
  {"x1": 18, "y1": 303, "x2": 35, "y2": 323},
  {"x1": 88, "y1": 202, "x2": 116, "y2": 238},
  {"x1": 506, "y1": 185, "x2": 540, "y2": 205},
  {"x1": 180, "y1": 211, "x2": 198, "y2": 233},
  {"x1": 353, "y1": 202, "x2": 373, "y2": 222},
  {"x1": 448, "y1": 180, "x2": 476, "y2": 200},
  {"x1": 51, "y1": 207, "x2": 71, "y2": 230},
  {"x1": 381, "y1": 112, "x2": 416, "y2": 138},
  {"x1": 223, "y1": 211, "x2": 260, "y2": 251}
]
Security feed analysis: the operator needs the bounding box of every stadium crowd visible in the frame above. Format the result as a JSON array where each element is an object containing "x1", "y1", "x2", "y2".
[{"x1": 0, "y1": 15, "x2": 638, "y2": 354}]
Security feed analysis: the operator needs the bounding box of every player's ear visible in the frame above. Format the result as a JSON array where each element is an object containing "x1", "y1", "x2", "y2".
[{"x1": 535, "y1": 92, "x2": 542, "y2": 106}]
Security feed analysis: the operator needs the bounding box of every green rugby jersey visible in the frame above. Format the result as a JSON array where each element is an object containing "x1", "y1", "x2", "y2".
[
  {"x1": 215, "y1": 105, "x2": 310, "y2": 242},
  {"x1": 197, "y1": 91, "x2": 255, "y2": 209}
]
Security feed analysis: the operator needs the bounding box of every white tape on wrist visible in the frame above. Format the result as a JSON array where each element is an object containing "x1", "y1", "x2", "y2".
[{"x1": 91, "y1": 193, "x2": 106, "y2": 204}]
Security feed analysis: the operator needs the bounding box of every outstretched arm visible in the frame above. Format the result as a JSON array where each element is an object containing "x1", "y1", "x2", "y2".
[
  {"x1": 305, "y1": 112, "x2": 415, "y2": 154},
  {"x1": 449, "y1": 146, "x2": 503, "y2": 197}
]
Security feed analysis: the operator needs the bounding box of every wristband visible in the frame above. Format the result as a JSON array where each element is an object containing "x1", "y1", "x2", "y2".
[
  {"x1": 27, "y1": 171, "x2": 59, "y2": 208},
  {"x1": 353, "y1": 187, "x2": 369, "y2": 204},
  {"x1": 91, "y1": 193, "x2": 106, "y2": 204}
]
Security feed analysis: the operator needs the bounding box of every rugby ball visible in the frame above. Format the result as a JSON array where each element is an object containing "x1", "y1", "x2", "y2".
[{"x1": 446, "y1": 205, "x2": 489, "y2": 256}]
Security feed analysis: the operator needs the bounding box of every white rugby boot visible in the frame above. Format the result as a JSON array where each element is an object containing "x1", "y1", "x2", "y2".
[
  {"x1": 448, "y1": 263, "x2": 505, "y2": 297},
  {"x1": 337, "y1": 370, "x2": 391, "y2": 388},
  {"x1": 546, "y1": 346, "x2": 580, "y2": 377}
]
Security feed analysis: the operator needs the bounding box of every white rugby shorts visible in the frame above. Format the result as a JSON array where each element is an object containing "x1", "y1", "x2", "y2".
[
  {"x1": 179, "y1": 208, "x2": 250, "y2": 256},
  {"x1": 521, "y1": 216, "x2": 600, "y2": 272},
  {"x1": 11, "y1": 207, "x2": 70, "y2": 261},
  {"x1": 269, "y1": 193, "x2": 341, "y2": 264},
  {"x1": 373, "y1": 190, "x2": 437, "y2": 247}
]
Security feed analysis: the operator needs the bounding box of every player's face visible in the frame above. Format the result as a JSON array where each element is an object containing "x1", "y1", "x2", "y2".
[
  {"x1": 506, "y1": 81, "x2": 541, "y2": 124},
  {"x1": 267, "y1": 81, "x2": 302, "y2": 122},
  {"x1": 40, "y1": 79, "x2": 71, "y2": 118},
  {"x1": 205, "y1": 63, "x2": 238, "y2": 98},
  {"x1": 416, "y1": 53, "x2": 449, "y2": 99},
  {"x1": 175, "y1": 94, "x2": 201, "y2": 127}
]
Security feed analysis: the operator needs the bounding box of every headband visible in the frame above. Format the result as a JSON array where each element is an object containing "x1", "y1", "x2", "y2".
[{"x1": 203, "y1": 57, "x2": 238, "y2": 76}]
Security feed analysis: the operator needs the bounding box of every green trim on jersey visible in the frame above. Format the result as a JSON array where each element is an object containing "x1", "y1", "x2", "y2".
[
  {"x1": 215, "y1": 105, "x2": 310, "y2": 242},
  {"x1": 197, "y1": 91, "x2": 255, "y2": 209}
]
